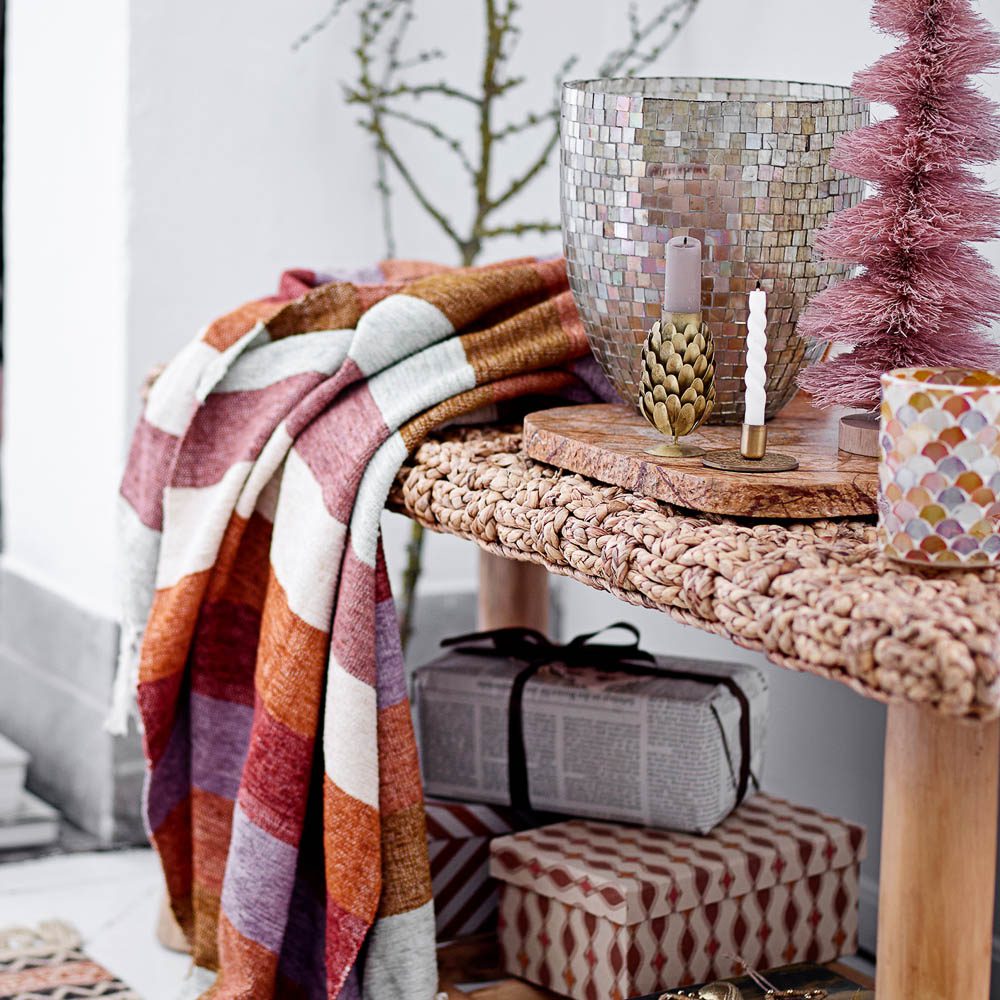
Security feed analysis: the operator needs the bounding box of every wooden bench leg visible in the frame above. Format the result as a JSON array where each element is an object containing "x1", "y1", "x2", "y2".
[
  {"x1": 876, "y1": 702, "x2": 999, "y2": 999},
  {"x1": 477, "y1": 552, "x2": 549, "y2": 634}
]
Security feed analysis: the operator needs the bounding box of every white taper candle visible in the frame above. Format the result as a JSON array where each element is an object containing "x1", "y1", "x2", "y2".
[{"x1": 744, "y1": 283, "x2": 768, "y2": 426}]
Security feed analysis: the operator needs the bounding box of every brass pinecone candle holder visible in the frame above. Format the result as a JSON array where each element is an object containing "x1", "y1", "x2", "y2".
[{"x1": 638, "y1": 312, "x2": 716, "y2": 457}]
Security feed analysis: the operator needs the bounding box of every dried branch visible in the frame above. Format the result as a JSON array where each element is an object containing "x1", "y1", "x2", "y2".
[
  {"x1": 600, "y1": 0, "x2": 701, "y2": 77},
  {"x1": 293, "y1": 0, "x2": 702, "y2": 649},
  {"x1": 486, "y1": 128, "x2": 560, "y2": 215},
  {"x1": 479, "y1": 220, "x2": 561, "y2": 239},
  {"x1": 491, "y1": 107, "x2": 558, "y2": 143},
  {"x1": 373, "y1": 106, "x2": 477, "y2": 176}
]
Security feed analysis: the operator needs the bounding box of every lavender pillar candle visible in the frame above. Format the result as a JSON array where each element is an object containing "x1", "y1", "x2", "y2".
[{"x1": 663, "y1": 235, "x2": 703, "y2": 317}]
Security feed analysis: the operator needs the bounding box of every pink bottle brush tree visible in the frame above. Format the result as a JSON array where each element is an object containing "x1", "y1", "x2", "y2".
[{"x1": 798, "y1": 0, "x2": 1000, "y2": 410}]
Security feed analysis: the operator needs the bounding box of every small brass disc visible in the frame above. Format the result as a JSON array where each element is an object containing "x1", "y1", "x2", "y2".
[
  {"x1": 701, "y1": 449, "x2": 799, "y2": 473},
  {"x1": 646, "y1": 442, "x2": 707, "y2": 459}
]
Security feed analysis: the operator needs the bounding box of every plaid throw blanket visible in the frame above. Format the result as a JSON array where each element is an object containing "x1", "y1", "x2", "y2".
[{"x1": 114, "y1": 259, "x2": 600, "y2": 999}]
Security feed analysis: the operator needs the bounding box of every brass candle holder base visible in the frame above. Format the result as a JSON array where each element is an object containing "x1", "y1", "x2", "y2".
[
  {"x1": 645, "y1": 440, "x2": 707, "y2": 459},
  {"x1": 702, "y1": 423, "x2": 799, "y2": 474}
]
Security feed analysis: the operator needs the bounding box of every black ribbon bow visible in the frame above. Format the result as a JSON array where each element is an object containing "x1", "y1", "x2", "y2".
[{"x1": 440, "y1": 623, "x2": 753, "y2": 819}]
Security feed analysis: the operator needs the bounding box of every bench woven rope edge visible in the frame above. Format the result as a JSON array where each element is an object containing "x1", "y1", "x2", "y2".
[{"x1": 391, "y1": 426, "x2": 1000, "y2": 721}]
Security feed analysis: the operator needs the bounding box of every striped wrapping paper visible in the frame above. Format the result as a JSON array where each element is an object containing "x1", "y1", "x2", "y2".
[
  {"x1": 424, "y1": 798, "x2": 520, "y2": 942},
  {"x1": 115, "y1": 259, "x2": 600, "y2": 999}
]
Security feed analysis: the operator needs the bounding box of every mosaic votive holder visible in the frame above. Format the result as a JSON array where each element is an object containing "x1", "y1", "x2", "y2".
[
  {"x1": 879, "y1": 368, "x2": 1000, "y2": 567},
  {"x1": 560, "y1": 77, "x2": 869, "y2": 422}
]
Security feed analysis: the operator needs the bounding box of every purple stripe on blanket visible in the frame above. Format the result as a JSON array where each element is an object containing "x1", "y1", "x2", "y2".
[
  {"x1": 336, "y1": 965, "x2": 362, "y2": 1000},
  {"x1": 191, "y1": 692, "x2": 253, "y2": 802},
  {"x1": 568, "y1": 354, "x2": 619, "y2": 403},
  {"x1": 145, "y1": 699, "x2": 191, "y2": 834},
  {"x1": 374, "y1": 597, "x2": 407, "y2": 711},
  {"x1": 318, "y1": 264, "x2": 385, "y2": 285},
  {"x1": 277, "y1": 867, "x2": 328, "y2": 1000},
  {"x1": 172, "y1": 373, "x2": 322, "y2": 489},
  {"x1": 221, "y1": 804, "x2": 298, "y2": 954}
]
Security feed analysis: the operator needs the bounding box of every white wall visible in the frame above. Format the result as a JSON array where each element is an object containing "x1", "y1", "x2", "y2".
[{"x1": 3, "y1": 0, "x2": 130, "y2": 619}]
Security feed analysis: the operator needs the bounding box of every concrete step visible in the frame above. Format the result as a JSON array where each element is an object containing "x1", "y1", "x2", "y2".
[
  {"x1": 0, "y1": 790, "x2": 60, "y2": 852},
  {"x1": 0, "y1": 731, "x2": 29, "y2": 820}
]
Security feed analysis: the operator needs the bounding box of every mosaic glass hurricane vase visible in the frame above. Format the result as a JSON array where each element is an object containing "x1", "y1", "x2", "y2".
[
  {"x1": 879, "y1": 368, "x2": 1000, "y2": 568},
  {"x1": 560, "y1": 77, "x2": 868, "y2": 423}
]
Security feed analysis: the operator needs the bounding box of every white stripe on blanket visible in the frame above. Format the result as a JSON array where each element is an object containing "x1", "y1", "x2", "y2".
[{"x1": 270, "y1": 449, "x2": 346, "y2": 632}]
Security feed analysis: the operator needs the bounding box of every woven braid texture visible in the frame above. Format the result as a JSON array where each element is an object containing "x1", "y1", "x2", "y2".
[{"x1": 392, "y1": 427, "x2": 1000, "y2": 721}]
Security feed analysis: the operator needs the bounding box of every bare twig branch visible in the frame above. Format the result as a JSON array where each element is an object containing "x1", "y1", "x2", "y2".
[
  {"x1": 599, "y1": 0, "x2": 700, "y2": 77},
  {"x1": 492, "y1": 107, "x2": 558, "y2": 143},
  {"x1": 376, "y1": 106, "x2": 477, "y2": 176},
  {"x1": 479, "y1": 220, "x2": 561, "y2": 239},
  {"x1": 365, "y1": 119, "x2": 465, "y2": 247},
  {"x1": 486, "y1": 126, "x2": 560, "y2": 214},
  {"x1": 380, "y1": 81, "x2": 481, "y2": 104},
  {"x1": 291, "y1": 0, "x2": 353, "y2": 51}
]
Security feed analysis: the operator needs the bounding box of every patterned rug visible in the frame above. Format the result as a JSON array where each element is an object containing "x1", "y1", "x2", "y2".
[{"x1": 0, "y1": 922, "x2": 139, "y2": 999}]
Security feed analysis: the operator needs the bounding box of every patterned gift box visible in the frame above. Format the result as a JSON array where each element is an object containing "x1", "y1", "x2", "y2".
[
  {"x1": 425, "y1": 796, "x2": 521, "y2": 941},
  {"x1": 490, "y1": 793, "x2": 866, "y2": 1000}
]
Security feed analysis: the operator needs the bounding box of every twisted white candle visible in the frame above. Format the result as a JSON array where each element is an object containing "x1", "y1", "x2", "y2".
[{"x1": 744, "y1": 284, "x2": 768, "y2": 426}]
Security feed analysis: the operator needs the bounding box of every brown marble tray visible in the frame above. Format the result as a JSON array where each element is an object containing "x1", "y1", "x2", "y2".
[{"x1": 523, "y1": 396, "x2": 878, "y2": 519}]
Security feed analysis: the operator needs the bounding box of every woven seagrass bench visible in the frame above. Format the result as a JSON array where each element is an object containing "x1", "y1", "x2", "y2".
[{"x1": 391, "y1": 421, "x2": 1000, "y2": 1000}]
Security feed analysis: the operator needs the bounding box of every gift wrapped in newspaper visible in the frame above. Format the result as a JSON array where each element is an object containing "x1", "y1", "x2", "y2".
[
  {"x1": 413, "y1": 624, "x2": 768, "y2": 834},
  {"x1": 490, "y1": 794, "x2": 867, "y2": 1000},
  {"x1": 424, "y1": 796, "x2": 522, "y2": 941}
]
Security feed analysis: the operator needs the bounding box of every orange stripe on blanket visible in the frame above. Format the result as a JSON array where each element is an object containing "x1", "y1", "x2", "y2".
[
  {"x1": 461, "y1": 295, "x2": 588, "y2": 381},
  {"x1": 403, "y1": 263, "x2": 550, "y2": 330},
  {"x1": 323, "y1": 779, "x2": 381, "y2": 923},
  {"x1": 202, "y1": 300, "x2": 284, "y2": 351},
  {"x1": 255, "y1": 575, "x2": 327, "y2": 738},
  {"x1": 398, "y1": 371, "x2": 578, "y2": 453},
  {"x1": 377, "y1": 801, "x2": 433, "y2": 918},
  {"x1": 140, "y1": 570, "x2": 212, "y2": 685},
  {"x1": 192, "y1": 880, "x2": 223, "y2": 971},
  {"x1": 377, "y1": 700, "x2": 424, "y2": 816},
  {"x1": 205, "y1": 510, "x2": 274, "y2": 610},
  {"x1": 193, "y1": 787, "x2": 236, "y2": 896},
  {"x1": 266, "y1": 281, "x2": 362, "y2": 340},
  {"x1": 154, "y1": 794, "x2": 194, "y2": 943},
  {"x1": 212, "y1": 912, "x2": 279, "y2": 999}
]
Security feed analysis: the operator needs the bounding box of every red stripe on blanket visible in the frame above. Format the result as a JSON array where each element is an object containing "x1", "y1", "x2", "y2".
[
  {"x1": 330, "y1": 547, "x2": 377, "y2": 687},
  {"x1": 293, "y1": 385, "x2": 389, "y2": 524},
  {"x1": 172, "y1": 374, "x2": 321, "y2": 489},
  {"x1": 237, "y1": 702, "x2": 314, "y2": 846},
  {"x1": 121, "y1": 417, "x2": 178, "y2": 531}
]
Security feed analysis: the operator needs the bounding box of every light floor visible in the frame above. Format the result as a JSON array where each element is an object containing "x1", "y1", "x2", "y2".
[
  {"x1": 0, "y1": 847, "x2": 878, "y2": 999},
  {"x1": 0, "y1": 848, "x2": 192, "y2": 1000}
]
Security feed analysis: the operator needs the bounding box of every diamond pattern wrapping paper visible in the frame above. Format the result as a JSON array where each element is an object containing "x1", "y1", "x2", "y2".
[
  {"x1": 879, "y1": 367, "x2": 1000, "y2": 567},
  {"x1": 425, "y1": 797, "x2": 521, "y2": 941},
  {"x1": 490, "y1": 793, "x2": 866, "y2": 1000}
]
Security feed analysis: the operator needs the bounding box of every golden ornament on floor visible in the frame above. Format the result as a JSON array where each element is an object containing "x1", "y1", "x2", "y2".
[
  {"x1": 639, "y1": 313, "x2": 715, "y2": 457},
  {"x1": 658, "y1": 983, "x2": 743, "y2": 999}
]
